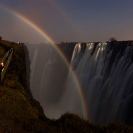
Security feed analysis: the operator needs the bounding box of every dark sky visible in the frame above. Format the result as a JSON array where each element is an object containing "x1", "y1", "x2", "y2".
[{"x1": 0, "y1": 0, "x2": 133, "y2": 43}]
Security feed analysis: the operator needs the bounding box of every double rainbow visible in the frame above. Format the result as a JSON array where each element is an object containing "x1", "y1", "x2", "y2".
[{"x1": 0, "y1": 3, "x2": 88, "y2": 118}]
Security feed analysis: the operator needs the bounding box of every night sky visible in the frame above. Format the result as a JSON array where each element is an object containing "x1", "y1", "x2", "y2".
[{"x1": 0, "y1": 0, "x2": 133, "y2": 43}]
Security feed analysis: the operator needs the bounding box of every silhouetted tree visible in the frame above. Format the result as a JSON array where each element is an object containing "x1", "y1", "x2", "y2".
[
  {"x1": 0, "y1": 36, "x2": 2, "y2": 40},
  {"x1": 109, "y1": 37, "x2": 117, "y2": 42}
]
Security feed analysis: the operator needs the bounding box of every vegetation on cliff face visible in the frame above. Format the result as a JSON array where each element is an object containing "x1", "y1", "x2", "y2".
[{"x1": 0, "y1": 39, "x2": 133, "y2": 132}]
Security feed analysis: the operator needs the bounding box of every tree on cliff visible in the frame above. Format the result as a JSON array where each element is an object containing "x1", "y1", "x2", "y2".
[
  {"x1": 0, "y1": 36, "x2": 2, "y2": 40},
  {"x1": 109, "y1": 37, "x2": 117, "y2": 42}
]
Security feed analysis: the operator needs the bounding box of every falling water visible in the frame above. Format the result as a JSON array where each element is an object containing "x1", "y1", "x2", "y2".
[
  {"x1": 71, "y1": 42, "x2": 133, "y2": 124},
  {"x1": 26, "y1": 41, "x2": 133, "y2": 124}
]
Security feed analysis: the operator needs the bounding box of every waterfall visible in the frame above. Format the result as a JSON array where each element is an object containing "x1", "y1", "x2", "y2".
[
  {"x1": 26, "y1": 41, "x2": 133, "y2": 124},
  {"x1": 71, "y1": 42, "x2": 133, "y2": 124}
]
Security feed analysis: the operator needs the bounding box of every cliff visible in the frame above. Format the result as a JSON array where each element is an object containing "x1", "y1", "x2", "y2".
[{"x1": 0, "y1": 39, "x2": 133, "y2": 133}]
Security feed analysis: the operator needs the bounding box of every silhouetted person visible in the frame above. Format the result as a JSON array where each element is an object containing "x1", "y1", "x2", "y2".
[
  {"x1": 0, "y1": 63, "x2": 4, "y2": 83},
  {"x1": 0, "y1": 63, "x2": 4, "y2": 73}
]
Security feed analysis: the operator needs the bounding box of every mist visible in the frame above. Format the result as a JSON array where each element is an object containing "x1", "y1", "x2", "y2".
[{"x1": 26, "y1": 43, "x2": 85, "y2": 119}]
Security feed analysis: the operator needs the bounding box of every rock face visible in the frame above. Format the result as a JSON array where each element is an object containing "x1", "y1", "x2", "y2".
[{"x1": 0, "y1": 40, "x2": 48, "y2": 132}]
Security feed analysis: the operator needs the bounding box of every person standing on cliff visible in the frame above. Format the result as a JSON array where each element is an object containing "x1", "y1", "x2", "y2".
[
  {"x1": 0, "y1": 63, "x2": 4, "y2": 73},
  {"x1": 0, "y1": 62, "x2": 4, "y2": 83}
]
